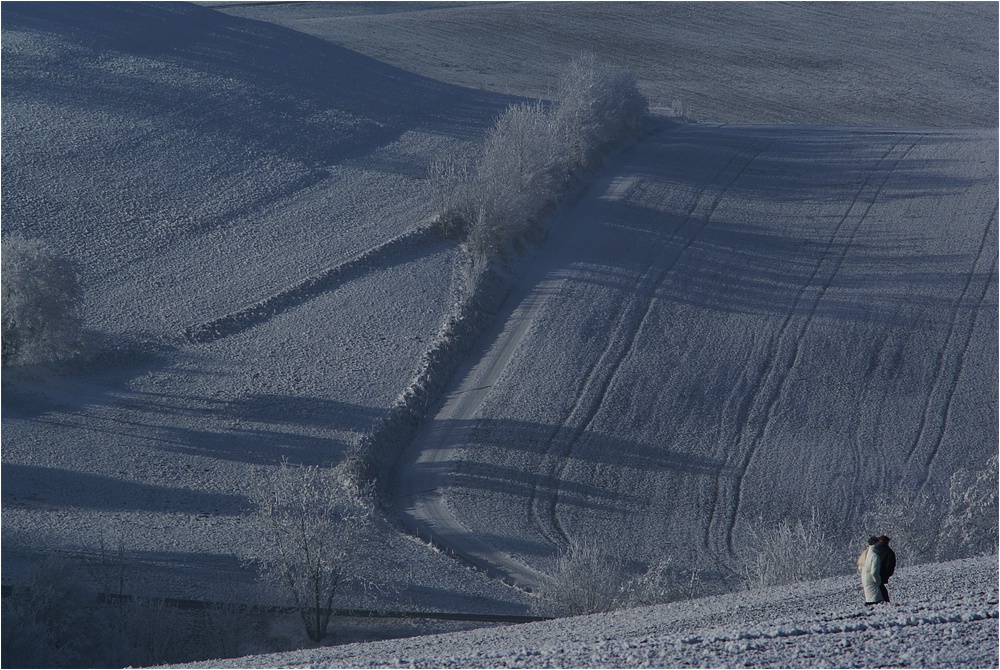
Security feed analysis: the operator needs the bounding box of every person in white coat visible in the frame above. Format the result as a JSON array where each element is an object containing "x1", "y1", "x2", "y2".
[{"x1": 858, "y1": 535, "x2": 885, "y2": 605}]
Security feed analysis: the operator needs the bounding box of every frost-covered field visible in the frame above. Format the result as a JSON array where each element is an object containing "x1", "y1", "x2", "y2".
[
  {"x1": 396, "y1": 122, "x2": 998, "y2": 588},
  {"x1": 176, "y1": 555, "x2": 999, "y2": 669},
  {"x1": 2, "y1": 2, "x2": 997, "y2": 667}
]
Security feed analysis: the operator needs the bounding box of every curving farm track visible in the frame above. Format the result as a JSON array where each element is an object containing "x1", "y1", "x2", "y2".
[{"x1": 395, "y1": 122, "x2": 998, "y2": 588}]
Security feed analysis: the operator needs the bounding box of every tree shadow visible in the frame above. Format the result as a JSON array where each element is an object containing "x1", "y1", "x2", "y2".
[
  {"x1": 2, "y1": 463, "x2": 249, "y2": 515},
  {"x1": 1, "y1": 2, "x2": 518, "y2": 169},
  {"x1": 547, "y1": 126, "x2": 996, "y2": 327}
]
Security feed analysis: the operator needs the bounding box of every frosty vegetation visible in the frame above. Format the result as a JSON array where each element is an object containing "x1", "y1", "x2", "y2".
[
  {"x1": 733, "y1": 456, "x2": 999, "y2": 592},
  {"x1": 861, "y1": 454, "x2": 1000, "y2": 567},
  {"x1": 533, "y1": 540, "x2": 706, "y2": 617},
  {"x1": 243, "y1": 457, "x2": 376, "y2": 643},
  {"x1": 536, "y1": 457, "x2": 998, "y2": 617},
  {"x1": 430, "y1": 54, "x2": 648, "y2": 270},
  {"x1": 1, "y1": 235, "x2": 84, "y2": 367}
]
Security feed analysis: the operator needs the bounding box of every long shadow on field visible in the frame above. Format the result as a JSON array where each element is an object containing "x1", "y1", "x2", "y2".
[
  {"x1": 105, "y1": 392, "x2": 379, "y2": 466},
  {"x1": 650, "y1": 217, "x2": 990, "y2": 324},
  {"x1": 2, "y1": 464, "x2": 248, "y2": 515},
  {"x1": 403, "y1": 416, "x2": 726, "y2": 516},
  {"x1": 1, "y1": 3, "x2": 515, "y2": 168},
  {"x1": 576, "y1": 126, "x2": 997, "y2": 325},
  {"x1": 558, "y1": 201, "x2": 991, "y2": 328},
  {"x1": 9, "y1": 387, "x2": 380, "y2": 467}
]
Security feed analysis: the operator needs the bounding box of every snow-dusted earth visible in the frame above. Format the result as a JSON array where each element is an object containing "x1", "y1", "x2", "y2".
[
  {"x1": 396, "y1": 122, "x2": 998, "y2": 587},
  {"x1": 175, "y1": 555, "x2": 999, "y2": 669},
  {"x1": 2, "y1": 1, "x2": 997, "y2": 667},
  {"x1": 2, "y1": 0, "x2": 526, "y2": 612}
]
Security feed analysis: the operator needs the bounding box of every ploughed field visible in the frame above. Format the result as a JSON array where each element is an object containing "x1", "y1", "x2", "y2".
[{"x1": 2, "y1": 2, "x2": 996, "y2": 665}]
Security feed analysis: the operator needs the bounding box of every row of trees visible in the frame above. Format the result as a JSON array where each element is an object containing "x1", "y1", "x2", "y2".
[{"x1": 430, "y1": 54, "x2": 648, "y2": 269}]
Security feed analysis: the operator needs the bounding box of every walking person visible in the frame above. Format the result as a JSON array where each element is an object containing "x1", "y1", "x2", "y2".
[
  {"x1": 859, "y1": 534, "x2": 895, "y2": 605},
  {"x1": 858, "y1": 536, "x2": 883, "y2": 605},
  {"x1": 870, "y1": 535, "x2": 896, "y2": 602}
]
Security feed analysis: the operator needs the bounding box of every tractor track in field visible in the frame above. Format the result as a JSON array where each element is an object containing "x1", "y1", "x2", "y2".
[
  {"x1": 531, "y1": 133, "x2": 772, "y2": 554},
  {"x1": 908, "y1": 204, "x2": 998, "y2": 490},
  {"x1": 708, "y1": 135, "x2": 920, "y2": 554}
]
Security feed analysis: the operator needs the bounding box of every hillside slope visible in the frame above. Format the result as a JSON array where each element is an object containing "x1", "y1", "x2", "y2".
[
  {"x1": 1, "y1": 1, "x2": 527, "y2": 612},
  {"x1": 2, "y1": 2, "x2": 515, "y2": 339},
  {"x1": 217, "y1": 2, "x2": 998, "y2": 127},
  {"x1": 176, "y1": 554, "x2": 999, "y2": 669},
  {"x1": 395, "y1": 122, "x2": 997, "y2": 587}
]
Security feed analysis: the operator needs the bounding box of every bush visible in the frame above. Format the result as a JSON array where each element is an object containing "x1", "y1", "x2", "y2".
[
  {"x1": 737, "y1": 511, "x2": 844, "y2": 589},
  {"x1": 533, "y1": 540, "x2": 711, "y2": 617},
  {"x1": 865, "y1": 458, "x2": 999, "y2": 565},
  {"x1": 937, "y1": 455, "x2": 999, "y2": 559},
  {"x1": 533, "y1": 539, "x2": 629, "y2": 617},
  {"x1": 243, "y1": 458, "x2": 376, "y2": 642},
  {"x1": 620, "y1": 556, "x2": 707, "y2": 607},
  {"x1": 1, "y1": 235, "x2": 83, "y2": 367},
  {"x1": 862, "y1": 490, "x2": 940, "y2": 566}
]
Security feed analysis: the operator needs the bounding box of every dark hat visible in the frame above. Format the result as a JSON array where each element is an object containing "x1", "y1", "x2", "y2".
[
  {"x1": 867, "y1": 536, "x2": 879, "y2": 545},
  {"x1": 878, "y1": 535, "x2": 891, "y2": 543}
]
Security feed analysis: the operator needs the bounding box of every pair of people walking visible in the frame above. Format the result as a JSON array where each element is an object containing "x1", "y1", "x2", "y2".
[{"x1": 858, "y1": 535, "x2": 896, "y2": 605}]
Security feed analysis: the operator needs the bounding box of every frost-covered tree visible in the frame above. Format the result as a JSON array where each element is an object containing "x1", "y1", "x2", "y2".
[
  {"x1": 533, "y1": 539, "x2": 629, "y2": 616},
  {"x1": 553, "y1": 53, "x2": 648, "y2": 172},
  {"x1": 430, "y1": 55, "x2": 647, "y2": 267},
  {"x1": 2, "y1": 235, "x2": 83, "y2": 367},
  {"x1": 244, "y1": 458, "x2": 375, "y2": 642}
]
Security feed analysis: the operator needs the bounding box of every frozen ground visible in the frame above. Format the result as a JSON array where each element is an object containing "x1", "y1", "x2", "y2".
[
  {"x1": 216, "y1": 1, "x2": 997, "y2": 127},
  {"x1": 175, "y1": 555, "x2": 999, "y2": 669},
  {"x1": 396, "y1": 122, "x2": 998, "y2": 588},
  {"x1": 1, "y1": 0, "x2": 526, "y2": 613},
  {"x1": 2, "y1": 1, "x2": 997, "y2": 667}
]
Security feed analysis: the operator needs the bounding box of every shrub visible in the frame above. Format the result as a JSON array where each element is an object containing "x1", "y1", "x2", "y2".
[
  {"x1": 243, "y1": 458, "x2": 376, "y2": 642},
  {"x1": 737, "y1": 511, "x2": 843, "y2": 589},
  {"x1": 937, "y1": 455, "x2": 999, "y2": 559},
  {"x1": 1, "y1": 235, "x2": 83, "y2": 367},
  {"x1": 862, "y1": 489, "x2": 940, "y2": 566},
  {"x1": 532, "y1": 539, "x2": 629, "y2": 617},
  {"x1": 620, "y1": 556, "x2": 707, "y2": 606},
  {"x1": 866, "y1": 458, "x2": 1000, "y2": 565}
]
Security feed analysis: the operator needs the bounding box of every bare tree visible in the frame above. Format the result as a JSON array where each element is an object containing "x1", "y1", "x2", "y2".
[{"x1": 243, "y1": 458, "x2": 375, "y2": 642}]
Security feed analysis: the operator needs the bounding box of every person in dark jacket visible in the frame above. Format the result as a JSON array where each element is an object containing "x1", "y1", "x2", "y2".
[{"x1": 869, "y1": 536, "x2": 896, "y2": 602}]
